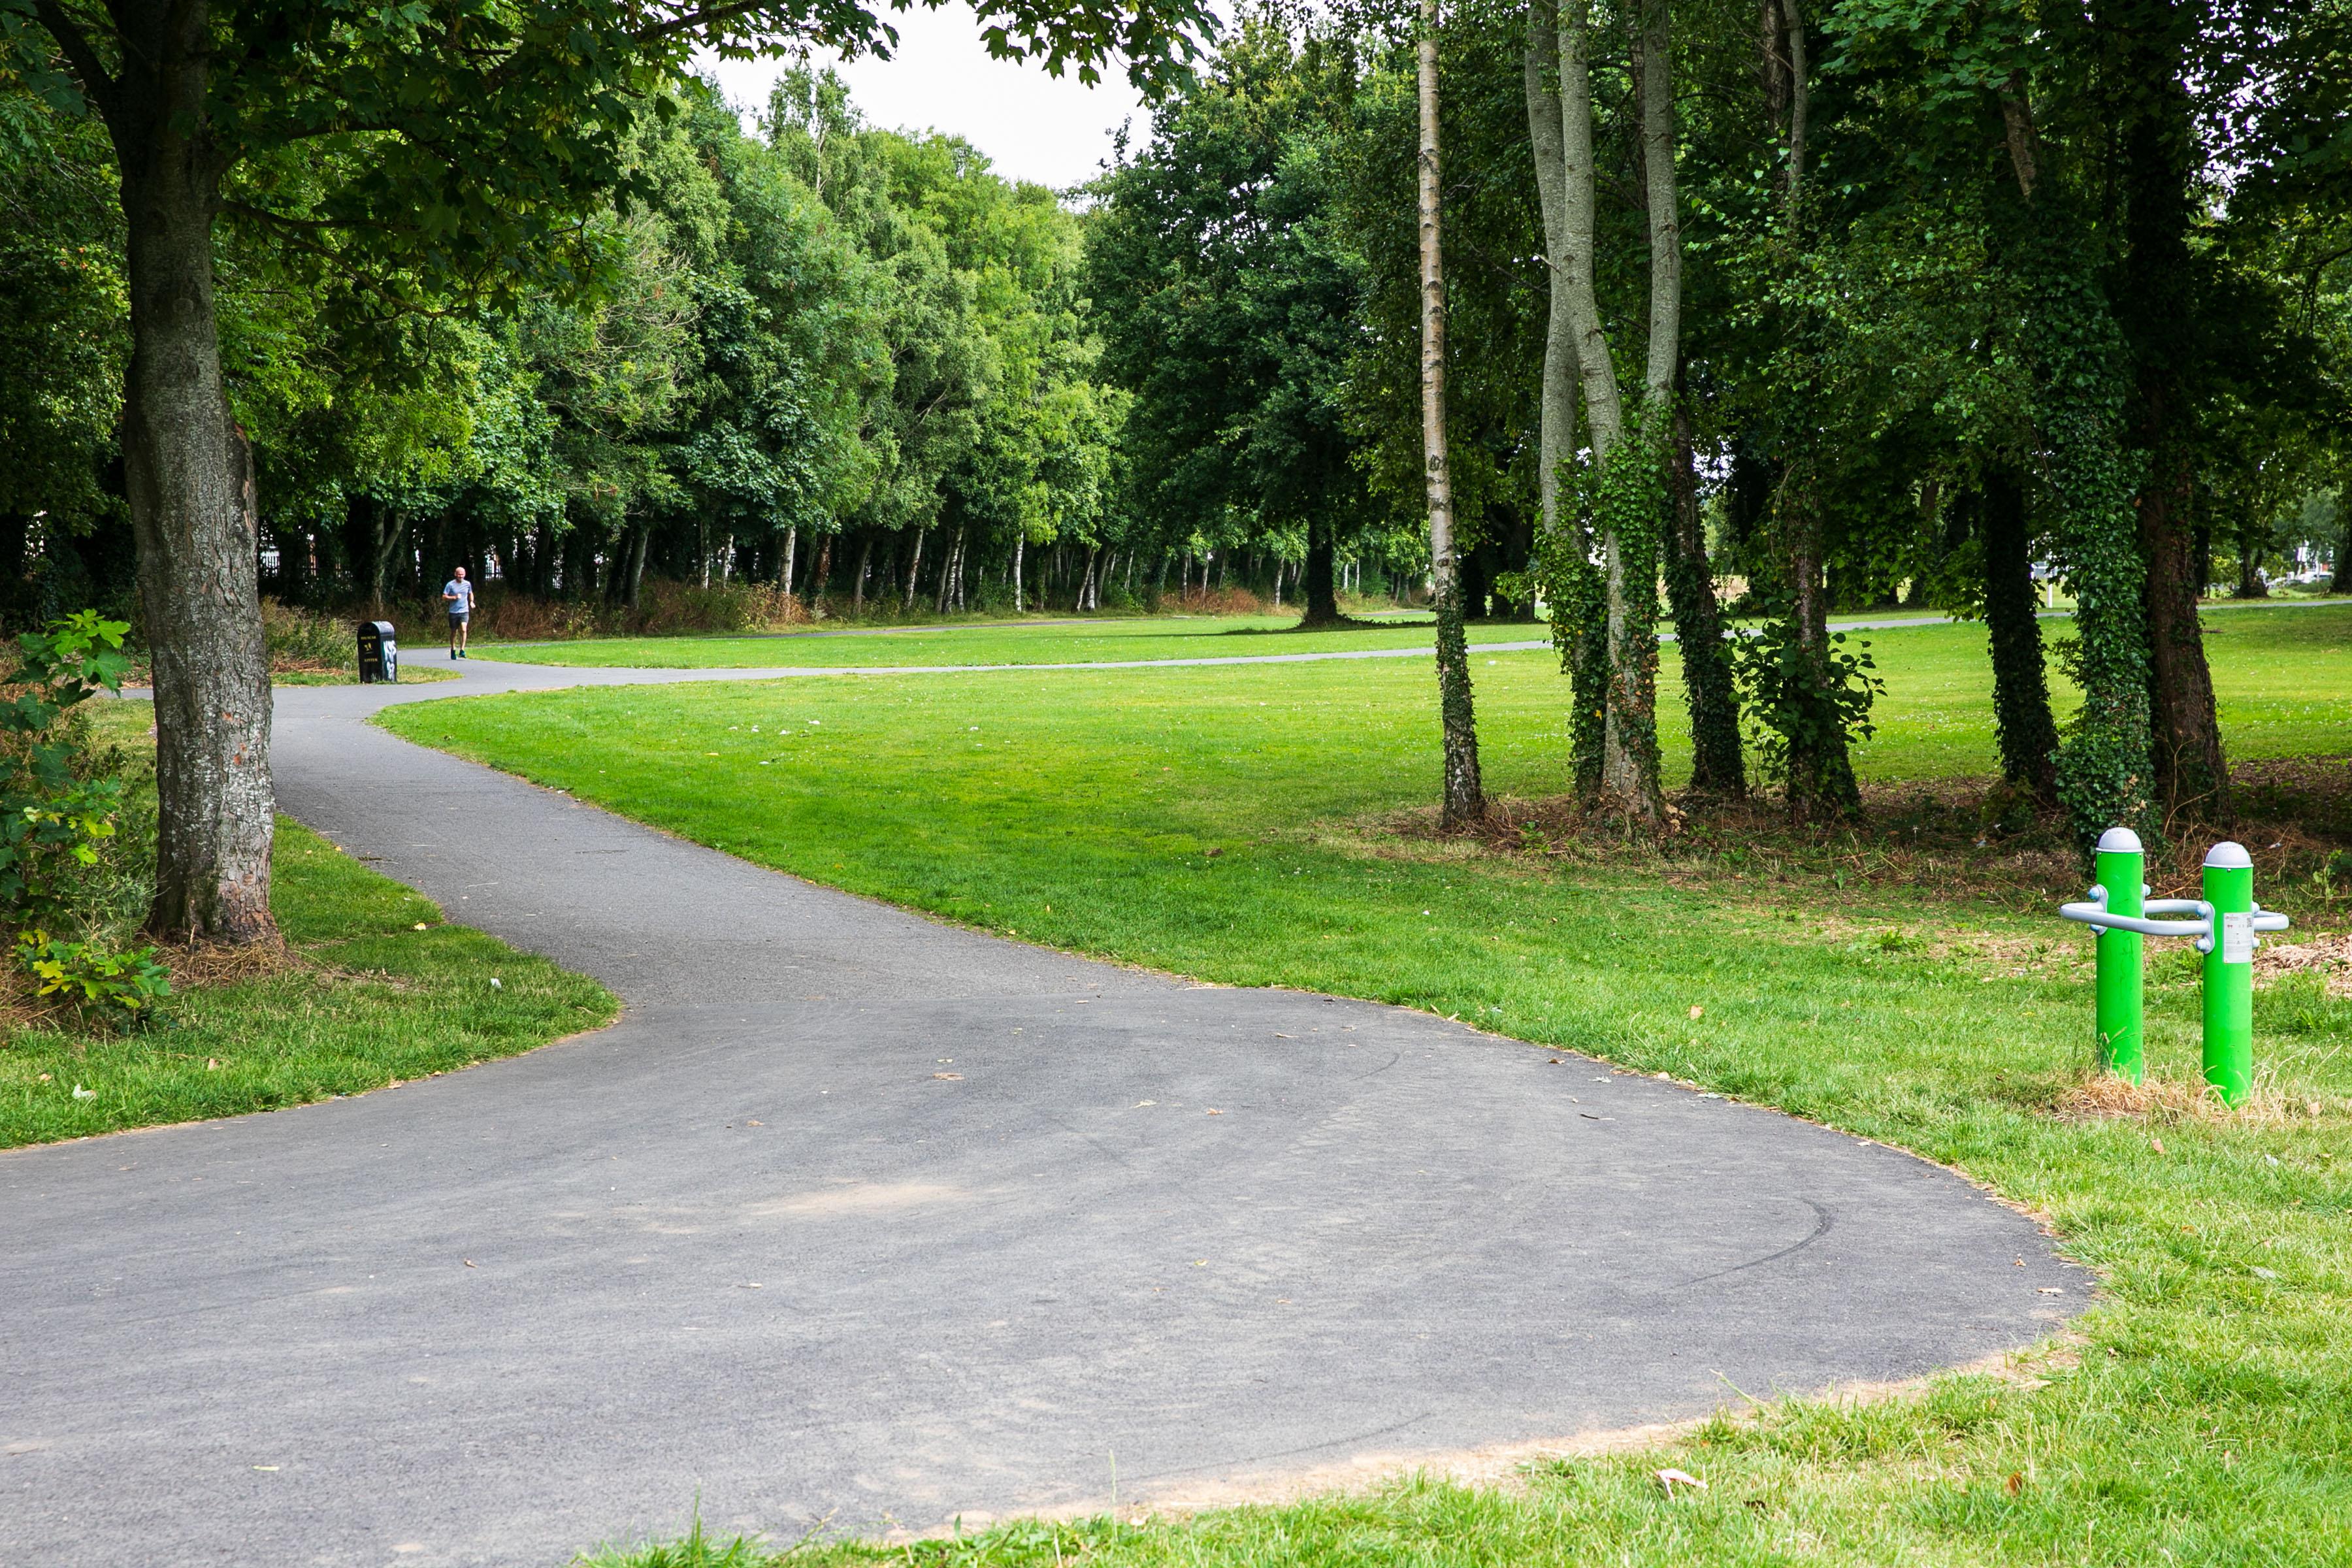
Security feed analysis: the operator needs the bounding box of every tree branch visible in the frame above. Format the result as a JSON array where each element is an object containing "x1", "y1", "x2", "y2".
[{"x1": 33, "y1": 0, "x2": 118, "y2": 119}]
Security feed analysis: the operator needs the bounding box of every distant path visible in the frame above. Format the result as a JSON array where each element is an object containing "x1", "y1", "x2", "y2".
[
  {"x1": 474, "y1": 596, "x2": 2342, "y2": 676},
  {"x1": 1, "y1": 658, "x2": 2087, "y2": 1568}
]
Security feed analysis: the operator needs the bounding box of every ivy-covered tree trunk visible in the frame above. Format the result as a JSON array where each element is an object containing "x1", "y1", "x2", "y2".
[
  {"x1": 1777, "y1": 470, "x2": 1861, "y2": 819},
  {"x1": 2018, "y1": 224, "x2": 2157, "y2": 851},
  {"x1": 1522, "y1": 0, "x2": 1607, "y2": 793},
  {"x1": 1980, "y1": 467, "x2": 2059, "y2": 802},
  {"x1": 1419, "y1": 0, "x2": 1482, "y2": 828},
  {"x1": 104, "y1": 0, "x2": 278, "y2": 943},
  {"x1": 1665, "y1": 391, "x2": 1743, "y2": 796},
  {"x1": 2113, "y1": 0, "x2": 2228, "y2": 823}
]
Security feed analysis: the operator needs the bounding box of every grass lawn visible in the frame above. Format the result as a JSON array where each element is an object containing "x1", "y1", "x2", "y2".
[
  {"x1": 381, "y1": 606, "x2": 2352, "y2": 1567},
  {"x1": 470, "y1": 610, "x2": 1553, "y2": 668},
  {"x1": 0, "y1": 702, "x2": 616, "y2": 1150}
]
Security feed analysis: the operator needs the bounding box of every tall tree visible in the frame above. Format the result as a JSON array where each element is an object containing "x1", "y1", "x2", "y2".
[
  {"x1": 1420, "y1": 0, "x2": 1482, "y2": 826},
  {"x1": 0, "y1": 0, "x2": 1209, "y2": 941}
]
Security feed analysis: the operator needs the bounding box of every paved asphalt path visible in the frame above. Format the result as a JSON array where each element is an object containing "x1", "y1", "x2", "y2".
[{"x1": 3, "y1": 657, "x2": 2083, "y2": 1568}]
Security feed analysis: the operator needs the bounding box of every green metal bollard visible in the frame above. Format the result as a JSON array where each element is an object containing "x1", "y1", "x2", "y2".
[
  {"x1": 2200, "y1": 841, "x2": 2255, "y2": 1105},
  {"x1": 2092, "y1": 826, "x2": 2146, "y2": 1083}
]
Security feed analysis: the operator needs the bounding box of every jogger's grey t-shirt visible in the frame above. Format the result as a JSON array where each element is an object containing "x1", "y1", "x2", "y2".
[{"x1": 445, "y1": 580, "x2": 474, "y2": 615}]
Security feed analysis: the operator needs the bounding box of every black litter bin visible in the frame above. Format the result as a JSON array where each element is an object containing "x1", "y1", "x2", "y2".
[{"x1": 356, "y1": 620, "x2": 399, "y2": 684}]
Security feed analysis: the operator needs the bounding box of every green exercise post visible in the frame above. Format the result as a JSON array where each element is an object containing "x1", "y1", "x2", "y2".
[
  {"x1": 2093, "y1": 826, "x2": 2146, "y2": 1083},
  {"x1": 2201, "y1": 841, "x2": 2255, "y2": 1105},
  {"x1": 2059, "y1": 834, "x2": 2286, "y2": 1106}
]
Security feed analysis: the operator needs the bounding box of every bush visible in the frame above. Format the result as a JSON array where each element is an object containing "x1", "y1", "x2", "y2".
[
  {"x1": 0, "y1": 612, "x2": 168, "y2": 1025},
  {"x1": 14, "y1": 930, "x2": 170, "y2": 1019},
  {"x1": 262, "y1": 600, "x2": 357, "y2": 673}
]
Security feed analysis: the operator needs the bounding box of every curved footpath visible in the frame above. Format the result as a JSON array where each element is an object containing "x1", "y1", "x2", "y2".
[{"x1": 2, "y1": 657, "x2": 2081, "y2": 1568}]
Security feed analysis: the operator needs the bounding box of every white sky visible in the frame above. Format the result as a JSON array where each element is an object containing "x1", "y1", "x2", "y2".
[{"x1": 696, "y1": 4, "x2": 1152, "y2": 191}]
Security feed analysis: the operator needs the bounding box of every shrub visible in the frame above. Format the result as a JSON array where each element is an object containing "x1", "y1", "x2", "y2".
[
  {"x1": 0, "y1": 612, "x2": 169, "y2": 1024},
  {"x1": 14, "y1": 930, "x2": 170, "y2": 1019},
  {"x1": 261, "y1": 600, "x2": 357, "y2": 673}
]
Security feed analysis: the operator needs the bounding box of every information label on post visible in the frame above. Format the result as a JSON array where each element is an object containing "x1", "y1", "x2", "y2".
[{"x1": 2221, "y1": 911, "x2": 2254, "y2": 965}]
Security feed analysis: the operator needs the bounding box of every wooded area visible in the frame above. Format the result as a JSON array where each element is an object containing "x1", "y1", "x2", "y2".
[{"x1": 2, "y1": 0, "x2": 2348, "y2": 945}]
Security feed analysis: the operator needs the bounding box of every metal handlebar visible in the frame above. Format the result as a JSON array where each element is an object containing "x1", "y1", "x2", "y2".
[{"x1": 2058, "y1": 889, "x2": 2287, "y2": 947}]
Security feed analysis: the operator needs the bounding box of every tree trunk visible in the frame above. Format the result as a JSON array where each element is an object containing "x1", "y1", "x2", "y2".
[
  {"x1": 1665, "y1": 387, "x2": 1744, "y2": 796},
  {"x1": 1011, "y1": 533, "x2": 1025, "y2": 613},
  {"x1": 2234, "y1": 538, "x2": 2268, "y2": 598},
  {"x1": 625, "y1": 524, "x2": 649, "y2": 611},
  {"x1": 1523, "y1": 0, "x2": 1579, "y2": 547},
  {"x1": 1420, "y1": 0, "x2": 1483, "y2": 828},
  {"x1": 1779, "y1": 478, "x2": 1857, "y2": 818},
  {"x1": 1296, "y1": 518, "x2": 1341, "y2": 627},
  {"x1": 781, "y1": 525, "x2": 796, "y2": 598},
  {"x1": 107, "y1": 0, "x2": 276, "y2": 941},
  {"x1": 902, "y1": 527, "x2": 924, "y2": 612},
  {"x1": 2115, "y1": 0, "x2": 2227, "y2": 823},
  {"x1": 811, "y1": 533, "x2": 833, "y2": 612},
  {"x1": 368, "y1": 504, "x2": 408, "y2": 617},
  {"x1": 851, "y1": 531, "x2": 873, "y2": 615},
  {"x1": 1981, "y1": 467, "x2": 2060, "y2": 802},
  {"x1": 1589, "y1": 0, "x2": 1679, "y2": 824}
]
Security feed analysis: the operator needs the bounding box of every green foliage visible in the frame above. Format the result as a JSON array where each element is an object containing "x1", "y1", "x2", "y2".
[
  {"x1": 2014, "y1": 225, "x2": 2159, "y2": 851},
  {"x1": 1085, "y1": 20, "x2": 1366, "y2": 584},
  {"x1": 1595, "y1": 417, "x2": 1670, "y2": 794},
  {"x1": 14, "y1": 928, "x2": 167, "y2": 1017},
  {"x1": 0, "y1": 610, "x2": 169, "y2": 1020},
  {"x1": 1729, "y1": 618, "x2": 1884, "y2": 809},
  {"x1": 0, "y1": 610, "x2": 130, "y2": 917}
]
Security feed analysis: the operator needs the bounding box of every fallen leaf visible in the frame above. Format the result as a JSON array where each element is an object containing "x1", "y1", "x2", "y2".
[
  {"x1": 463, "y1": 1260, "x2": 477, "y2": 1268},
  {"x1": 206, "y1": 1058, "x2": 220, "y2": 1071},
  {"x1": 1205, "y1": 1108, "x2": 1224, "y2": 1115},
  {"x1": 2037, "y1": 1286, "x2": 2063, "y2": 1295},
  {"x1": 1689, "y1": 1005, "x2": 1704, "y2": 1020},
  {"x1": 933, "y1": 1073, "x2": 963, "y2": 1081},
  {"x1": 37, "y1": 1072, "x2": 50, "y2": 1083},
  {"x1": 1655, "y1": 1468, "x2": 1706, "y2": 1496},
  {"x1": 746, "y1": 1120, "x2": 763, "y2": 1126},
  {"x1": 412, "y1": 923, "x2": 427, "y2": 931},
  {"x1": 2151, "y1": 1137, "x2": 2165, "y2": 1154},
  {"x1": 2005, "y1": 1472, "x2": 2023, "y2": 1497}
]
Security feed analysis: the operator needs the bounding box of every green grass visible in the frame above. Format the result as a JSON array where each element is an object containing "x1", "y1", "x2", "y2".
[
  {"x1": 1, "y1": 802, "x2": 617, "y2": 1150},
  {"x1": 471, "y1": 610, "x2": 1557, "y2": 668},
  {"x1": 385, "y1": 602, "x2": 2352, "y2": 1566}
]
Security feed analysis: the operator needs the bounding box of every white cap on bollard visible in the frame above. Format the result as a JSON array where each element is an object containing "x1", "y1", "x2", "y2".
[
  {"x1": 2097, "y1": 826, "x2": 2144, "y2": 855},
  {"x1": 2203, "y1": 840, "x2": 2252, "y2": 870}
]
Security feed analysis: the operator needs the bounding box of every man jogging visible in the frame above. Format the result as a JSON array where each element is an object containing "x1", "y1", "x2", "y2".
[{"x1": 442, "y1": 566, "x2": 474, "y2": 658}]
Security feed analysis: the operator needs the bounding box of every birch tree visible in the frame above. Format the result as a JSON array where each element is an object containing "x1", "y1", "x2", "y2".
[{"x1": 1421, "y1": 0, "x2": 1484, "y2": 826}]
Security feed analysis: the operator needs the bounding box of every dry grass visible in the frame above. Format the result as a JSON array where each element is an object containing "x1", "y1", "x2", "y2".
[{"x1": 2052, "y1": 1070, "x2": 2339, "y2": 1125}]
